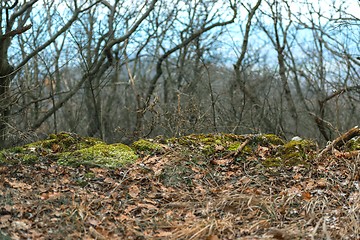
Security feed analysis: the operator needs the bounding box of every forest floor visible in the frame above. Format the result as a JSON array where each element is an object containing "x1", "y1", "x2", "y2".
[{"x1": 0, "y1": 130, "x2": 359, "y2": 240}]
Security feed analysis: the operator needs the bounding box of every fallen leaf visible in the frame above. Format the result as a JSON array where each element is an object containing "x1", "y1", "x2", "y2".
[
  {"x1": 8, "y1": 180, "x2": 32, "y2": 190},
  {"x1": 124, "y1": 205, "x2": 137, "y2": 214},
  {"x1": 51, "y1": 143, "x2": 61, "y2": 153},
  {"x1": 293, "y1": 173, "x2": 302, "y2": 180},
  {"x1": 11, "y1": 220, "x2": 31, "y2": 231},
  {"x1": 129, "y1": 185, "x2": 140, "y2": 198},
  {"x1": 89, "y1": 226, "x2": 106, "y2": 240},
  {"x1": 302, "y1": 191, "x2": 312, "y2": 201},
  {"x1": 268, "y1": 228, "x2": 292, "y2": 240},
  {"x1": 316, "y1": 178, "x2": 327, "y2": 188},
  {"x1": 154, "y1": 230, "x2": 173, "y2": 237},
  {"x1": 210, "y1": 158, "x2": 232, "y2": 165},
  {"x1": 206, "y1": 235, "x2": 220, "y2": 240},
  {"x1": 215, "y1": 145, "x2": 225, "y2": 151},
  {"x1": 87, "y1": 218, "x2": 100, "y2": 226},
  {"x1": 137, "y1": 203, "x2": 157, "y2": 210}
]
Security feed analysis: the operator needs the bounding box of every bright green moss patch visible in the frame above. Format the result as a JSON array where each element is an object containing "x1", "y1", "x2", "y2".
[
  {"x1": 165, "y1": 133, "x2": 285, "y2": 158},
  {"x1": 132, "y1": 139, "x2": 165, "y2": 154},
  {"x1": 258, "y1": 134, "x2": 285, "y2": 145},
  {"x1": 0, "y1": 132, "x2": 137, "y2": 168},
  {"x1": 262, "y1": 157, "x2": 283, "y2": 167},
  {"x1": 58, "y1": 143, "x2": 138, "y2": 168},
  {"x1": 167, "y1": 133, "x2": 248, "y2": 156},
  {"x1": 345, "y1": 137, "x2": 360, "y2": 151},
  {"x1": 0, "y1": 132, "x2": 315, "y2": 169},
  {"x1": 27, "y1": 132, "x2": 103, "y2": 152},
  {"x1": 271, "y1": 139, "x2": 317, "y2": 167},
  {"x1": 227, "y1": 142, "x2": 241, "y2": 151}
]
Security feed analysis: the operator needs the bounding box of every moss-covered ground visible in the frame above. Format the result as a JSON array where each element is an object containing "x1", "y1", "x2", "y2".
[{"x1": 0, "y1": 132, "x2": 359, "y2": 239}]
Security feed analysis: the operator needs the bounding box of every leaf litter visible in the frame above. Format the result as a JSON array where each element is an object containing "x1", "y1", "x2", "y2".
[{"x1": 0, "y1": 129, "x2": 360, "y2": 239}]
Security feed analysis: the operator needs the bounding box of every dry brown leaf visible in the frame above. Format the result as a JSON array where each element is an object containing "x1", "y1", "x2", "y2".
[
  {"x1": 302, "y1": 191, "x2": 312, "y2": 201},
  {"x1": 129, "y1": 185, "x2": 140, "y2": 198},
  {"x1": 206, "y1": 235, "x2": 220, "y2": 240},
  {"x1": 87, "y1": 217, "x2": 100, "y2": 226},
  {"x1": 210, "y1": 158, "x2": 232, "y2": 165},
  {"x1": 268, "y1": 228, "x2": 292, "y2": 240},
  {"x1": 293, "y1": 173, "x2": 302, "y2": 180},
  {"x1": 124, "y1": 205, "x2": 137, "y2": 213},
  {"x1": 137, "y1": 203, "x2": 157, "y2": 210},
  {"x1": 51, "y1": 143, "x2": 61, "y2": 153},
  {"x1": 316, "y1": 178, "x2": 327, "y2": 188},
  {"x1": 215, "y1": 145, "x2": 225, "y2": 151},
  {"x1": 8, "y1": 180, "x2": 32, "y2": 190},
  {"x1": 89, "y1": 226, "x2": 106, "y2": 240},
  {"x1": 154, "y1": 230, "x2": 173, "y2": 237},
  {"x1": 11, "y1": 220, "x2": 31, "y2": 231}
]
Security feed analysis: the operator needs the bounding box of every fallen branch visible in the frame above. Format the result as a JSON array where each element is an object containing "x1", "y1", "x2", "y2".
[
  {"x1": 223, "y1": 138, "x2": 251, "y2": 159},
  {"x1": 317, "y1": 126, "x2": 360, "y2": 160}
]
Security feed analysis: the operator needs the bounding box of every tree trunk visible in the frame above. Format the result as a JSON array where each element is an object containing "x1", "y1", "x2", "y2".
[
  {"x1": 0, "y1": 37, "x2": 14, "y2": 148},
  {"x1": 277, "y1": 51, "x2": 298, "y2": 130}
]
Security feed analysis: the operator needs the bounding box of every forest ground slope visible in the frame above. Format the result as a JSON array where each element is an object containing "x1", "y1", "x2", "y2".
[{"x1": 0, "y1": 131, "x2": 359, "y2": 239}]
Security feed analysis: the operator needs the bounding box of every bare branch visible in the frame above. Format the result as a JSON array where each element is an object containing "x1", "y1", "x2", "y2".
[
  {"x1": 234, "y1": 0, "x2": 262, "y2": 69},
  {"x1": 15, "y1": 1, "x2": 101, "y2": 71},
  {"x1": 2, "y1": 24, "x2": 32, "y2": 38},
  {"x1": 145, "y1": 2, "x2": 238, "y2": 104}
]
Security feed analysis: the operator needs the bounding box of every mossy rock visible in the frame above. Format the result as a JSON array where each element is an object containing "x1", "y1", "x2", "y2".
[
  {"x1": 132, "y1": 139, "x2": 165, "y2": 154},
  {"x1": 282, "y1": 139, "x2": 316, "y2": 153},
  {"x1": 227, "y1": 142, "x2": 253, "y2": 154},
  {"x1": 165, "y1": 133, "x2": 284, "y2": 157},
  {"x1": 0, "y1": 132, "x2": 138, "y2": 168},
  {"x1": 273, "y1": 139, "x2": 316, "y2": 166},
  {"x1": 58, "y1": 143, "x2": 138, "y2": 168},
  {"x1": 166, "y1": 133, "x2": 248, "y2": 156},
  {"x1": 345, "y1": 137, "x2": 360, "y2": 151},
  {"x1": 262, "y1": 157, "x2": 283, "y2": 167},
  {"x1": 255, "y1": 134, "x2": 284, "y2": 146},
  {"x1": 28, "y1": 132, "x2": 103, "y2": 152}
]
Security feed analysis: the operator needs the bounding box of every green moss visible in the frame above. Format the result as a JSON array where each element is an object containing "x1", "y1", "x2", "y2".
[
  {"x1": 58, "y1": 143, "x2": 138, "y2": 168},
  {"x1": 84, "y1": 172, "x2": 96, "y2": 179},
  {"x1": 0, "y1": 132, "x2": 136, "y2": 168},
  {"x1": 276, "y1": 139, "x2": 316, "y2": 166},
  {"x1": 345, "y1": 137, "x2": 360, "y2": 151},
  {"x1": 258, "y1": 134, "x2": 285, "y2": 145},
  {"x1": 227, "y1": 142, "x2": 241, "y2": 151},
  {"x1": 132, "y1": 139, "x2": 164, "y2": 154},
  {"x1": 0, "y1": 149, "x2": 39, "y2": 164},
  {"x1": 165, "y1": 133, "x2": 283, "y2": 159},
  {"x1": 26, "y1": 132, "x2": 103, "y2": 153},
  {"x1": 0, "y1": 132, "x2": 315, "y2": 170},
  {"x1": 262, "y1": 157, "x2": 282, "y2": 167},
  {"x1": 227, "y1": 142, "x2": 253, "y2": 155},
  {"x1": 0, "y1": 146, "x2": 25, "y2": 163},
  {"x1": 283, "y1": 139, "x2": 316, "y2": 152},
  {"x1": 10, "y1": 146, "x2": 24, "y2": 153},
  {"x1": 22, "y1": 154, "x2": 38, "y2": 164},
  {"x1": 166, "y1": 133, "x2": 248, "y2": 157}
]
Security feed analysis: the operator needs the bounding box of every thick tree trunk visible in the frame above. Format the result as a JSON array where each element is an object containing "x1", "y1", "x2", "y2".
[
  {"x1": 0, "y1": 37, "x2": 14, "y2": 148},
  {"x1": 84, "y1": 78, "x2": 103, "y2": 138},
  {"x1": 277, "y1": 51, "x2": 298, "y2": 129}
]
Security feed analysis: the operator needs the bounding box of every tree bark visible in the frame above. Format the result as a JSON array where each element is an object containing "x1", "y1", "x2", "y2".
[{"x1": 0, "y1": 36, "x2": 15, "y2": 148}]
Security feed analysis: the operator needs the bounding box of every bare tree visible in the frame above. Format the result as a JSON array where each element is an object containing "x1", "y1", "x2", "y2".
[
  {"x1": 232, "y1": 0, "x2": 278, "y2": 133},
  {"x1": 0, "y1": 0, "x2": 104, "y2": 147},
  {"x1": 289, "y1": 0, "x2": 360, "y2": 140}
]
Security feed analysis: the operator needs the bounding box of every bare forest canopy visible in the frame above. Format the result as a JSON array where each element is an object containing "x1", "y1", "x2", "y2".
[{"x1": 0, "y1": 0, "x2": 359, "y2": 149}]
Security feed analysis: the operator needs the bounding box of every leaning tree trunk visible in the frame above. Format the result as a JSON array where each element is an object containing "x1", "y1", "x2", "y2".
[{"x1": 0, "y1": 36, "x2": 14, "y2": 148}]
